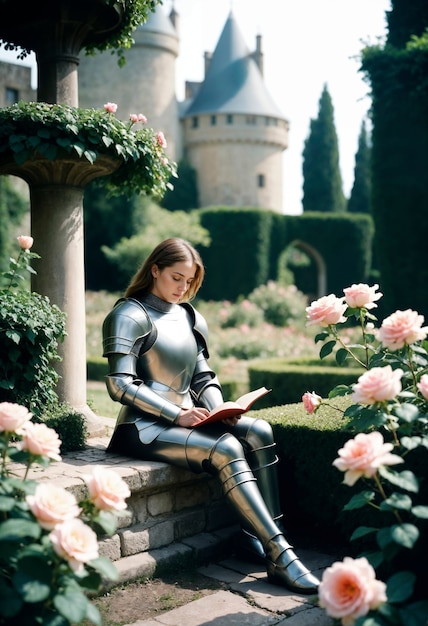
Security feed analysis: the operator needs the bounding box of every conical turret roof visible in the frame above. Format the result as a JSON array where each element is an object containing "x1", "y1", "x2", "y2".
[{"x1": 184, "y1": 12, "x2": 285, "y2": 119}]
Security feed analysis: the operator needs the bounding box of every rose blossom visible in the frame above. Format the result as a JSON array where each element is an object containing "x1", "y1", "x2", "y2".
[
  {"x1": 17, "y1": 235, "x2": 34, "y2": 250},
  {"x1": 156, "y1": 131, "x2": 167, "y2": 148},
  {"x1": 26, "y1": 483, "x2": 81, "y2": 530},
  {"x1": 332, "y1": 431, "x2": 403, "y2": 486},
  {"x1": 306, "y1": 294, "x2": 347, "y2": 327},
  {"x1": 49, "y1": 518, "x2": 99, "y2": 572},
  {"x1": 103, "y1": 102, "x2": 117, "y2": 113},
  {"x1": 417, "y1": 374, "x2": 428, "y2": 400},
  {"x1": 129, "y1": 113, "x2": 139, "y2": 123},
  {"x1": 351, "y1": 365, "x2": 403, "y2": 405},
  {"x1": 319, "y1": 556, "x2": 387, "y2": 626},
  {"x1": 302, "y1": 391, "x2": 322, "y2": 414},
  {"x1": 83, "y1": 466, "x2": 131, "y2": 511},
  {"x1": 343, "y1": 283, "x2": 382, "y2": 309},
  {"x1": 21, "y1": 421, "x2": 62, "y2": 462},
  {"x1": 377, "y1": 309, "x2": 428, "y2": 351},
  {"x1": 138, "y1": 113, "x2": 147, "y2": 123},
  {"x1": 0, "y1": 402, "x2": 33, "y2": 434}
]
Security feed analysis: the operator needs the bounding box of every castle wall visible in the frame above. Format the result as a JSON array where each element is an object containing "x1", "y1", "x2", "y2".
[
  {"x1": 78, "y1": 27, "x2": 180, "y2": 162},
  {"x1": 183, "y1": 114, "x2": 288, "y2": 213},
  {"x1": 0, "y1": 61, "x2": 35, "y2": 107}
]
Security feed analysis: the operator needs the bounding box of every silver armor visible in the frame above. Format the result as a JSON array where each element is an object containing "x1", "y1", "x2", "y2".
[{"x1": 102, "y1": 292, "x2": 319, "y2": 594}]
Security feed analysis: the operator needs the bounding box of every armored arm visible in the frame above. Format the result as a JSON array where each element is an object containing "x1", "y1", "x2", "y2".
[
  {"x1": 183, "y1": 303, "x2": 224, "y2": 411},
  {"x1": 102, "y1": 299, "x2": 181, "y2": 424}
]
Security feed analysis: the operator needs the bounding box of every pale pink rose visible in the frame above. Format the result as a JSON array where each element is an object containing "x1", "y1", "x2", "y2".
[
  {"x1": 138, "y1": 113, "x2": 147, "y2": 124},
  {"x1": 319, "y1": 556, "x2": 387, "y2": 626},
  {"x1": 17, "y1": 235, "x2": 34, "y2": 250},
  {"x1": 129, "y1": 113, "x2": 139, "y2": 123},
  {"x1": 351, "y1": 365, "x2": 403, "y2": 405},
  {"x1": 103, "y1": 102, "x2": 117, "y2": 113},
  {"x1": 49, "y1": 518, "x2": 99, "y2": 572},
  {"x1": 83, "y1": 466, "x2": 131, "y2": 511},
  {"x1": 306, "y1": 294, "x2": 347, "y2": 327},
  {"x1": 343, "y1": 283, "x2": 382, "y2": 310},
  {"x1": 377, "y1": 309, "x2": 428, "y2": 351},
  {"x1": 21, "y1": 422, "x2": 62, "y2": 462},
  {"x1": 0, "y1": 402, "x2": 33, "y2": 434},
  {"x1": 302, "y1": 391, "x2": 322, "y2": 414},
  {"x1": 417, "y1": 374, "x2": 428, "y2": 400},
  {"x1": 332, "y1": 431, "x2": 403, "y2": 486},
  {"x1": 156, "y1": 131, "x2": 167, "y2": 148},
  {"x1": 26, "y1": 483, "x2": 81, "y2": 530}
]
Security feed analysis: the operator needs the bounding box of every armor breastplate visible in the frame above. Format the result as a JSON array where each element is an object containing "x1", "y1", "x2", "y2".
[{"x1": 136, "y1": 298, "x2": 197, "y2": 409}]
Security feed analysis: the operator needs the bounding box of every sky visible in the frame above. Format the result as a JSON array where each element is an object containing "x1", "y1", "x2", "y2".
[{"x1": 0, "y1": 0, "x2": 391, "y2": 215}]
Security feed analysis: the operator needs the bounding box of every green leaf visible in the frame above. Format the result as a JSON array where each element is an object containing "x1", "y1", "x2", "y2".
[
  {"x1": 379, "y1": 467, "x2": 419, "y2": 493},
  {"x1": 392, "y1": 403, "x2": 420, "y2": 423},
  {"x1": 89, "y1": 556, "x2": 118, "y2": 581},
  {"x1": 314, "y1": 331, "x2": 330, "y2": 343},
  {"x1": 320, "y1": 340, "x2": 336, "y2": 359},
  {"x1": 335, "y1": 348, "x2": 349, "y2": 365},
  {"x1": 380, "y1": 493, "x2": 412, "y2": 511},
  {"x1": 85, "y1": 600, "x2": 102, "y2": 626},
  {"x1": 54, "y1": 589, "x2": 89, "y2": 623},
  {"x1": 399, "y1": 601, "x2": 428, "y2": 626},
  {"x1": 0, "y1": 519, "x2": 41, "y2": 541},
  {"x1": 328, "y1": 384, "x2": 352, "y2": 398},
  {"x1": 0, "y1": 580, "x2": 22, "y2": 618},
  {"x1": 13, "y1": 556, "x2": 52, "y2": 603},
  {"x1": 386, "y1": 570, "x2": 415, "y2": 603},
  {"x1": 94, "y1": 510, "x2": 118, "y2": 536},
  {"x1": 378, "y1": 524, "x2": 419, "y2": 549},
  {"x1": 411, "y1": 505, "x2": 428, "y2": 518},
  {"x1": 350, "y1": 526, "x2": 377, "y2": 541},
  {"x1": 343, "y1": 491, "x2": 375, "y2": 511}
]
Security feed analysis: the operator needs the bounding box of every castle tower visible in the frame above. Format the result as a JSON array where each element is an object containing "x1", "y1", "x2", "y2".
[
  {"x1": 182, "y1": 12, "x2": 288, "y2": 213},
  {"x1": 77, "y1": 7, "x2": 180, "y2": 161}
]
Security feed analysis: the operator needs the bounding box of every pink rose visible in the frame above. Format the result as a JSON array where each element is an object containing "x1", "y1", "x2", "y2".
[
  {"x1": 49, "y1": 518, "x2": 99, "y2": 572},
  {"x1": 21, "y1": 422, "x2": 62, "y2": 462},
  {"x1": 306, "y1": 294, "x2": 347, "y2": 327},
  {"x1": 343, "y1": 283, "x2": 382, "y2": 309},
  {"x1": 351, "y1": 365, "x2": 403, "y2": 405},
  {"x1": 378, "y1": 309, "x2": 428, "y2": 351},
  {"x1": 417, "y1": 374, "x2": 428, "y2": 400},
  {"x1": 26, "y1": 483, "x2": 81, "y2": 530},
  {"x1": 138, "y1": 113, "x2": 147, "y2": 124},
  {"x1": 103, "y1": 102, "x2": 117, "y2": 113},
  {"x1": 319, "y1": 556, "x2": 387, "y2": 625},
  {"x1": 83, "y1": 466, "x2": 131, "y2": 511},
  {"x1": 302, "y1": 391, "x2": 322, "y2": 414},
  {"x1": 17, "y1": 235, "x2": 34, "y2": 250},
  {"x1": 156, "y1": 131, "x2": 167, "y2": 148},
  {"x1": 129, "y1": 113, "x2": 139, "y2": 123},
  {"x1": 332, "y1": 431, "x2": 403, "y2": 486},
  {"x1": 0, "y1": 402, "x2": 33, "y2": 434}
]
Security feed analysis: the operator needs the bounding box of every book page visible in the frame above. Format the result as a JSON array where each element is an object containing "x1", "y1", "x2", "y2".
[{"x1": 193, "y1": 387, "x2": 271, "y2": 427}]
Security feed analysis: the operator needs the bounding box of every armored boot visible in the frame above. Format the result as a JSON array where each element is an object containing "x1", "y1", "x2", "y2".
[{"x1": 216, "y1": 444, "x2": 319, "y2": 594}]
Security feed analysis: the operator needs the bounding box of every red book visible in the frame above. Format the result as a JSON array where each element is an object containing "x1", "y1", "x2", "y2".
[{"x1": 193, "y1": 387, "x2": 271, "y2": 427}]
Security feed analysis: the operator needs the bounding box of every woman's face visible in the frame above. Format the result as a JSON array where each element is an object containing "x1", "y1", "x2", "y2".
[{"x1": 150, "y1": 259, "x2": 196, "y2": 303}]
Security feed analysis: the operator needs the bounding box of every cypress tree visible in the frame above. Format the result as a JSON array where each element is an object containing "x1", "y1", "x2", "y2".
[
  {"x1": 161, "y1": 160, "x2": 199, "y2": 212},
  {"x1": 348, "y1": 120, "x2": 372, "y2": 214},
  {"x1": 302, "y1": 84, "x2": 346, "y2": 213},
  {"x1": 361, "y1": 0, "x2": 428, "y2": 316}
]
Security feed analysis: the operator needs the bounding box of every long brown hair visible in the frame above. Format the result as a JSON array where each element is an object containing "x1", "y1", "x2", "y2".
[{"x1": 125, "y1": 238, "x2": 205, "y2": 301}]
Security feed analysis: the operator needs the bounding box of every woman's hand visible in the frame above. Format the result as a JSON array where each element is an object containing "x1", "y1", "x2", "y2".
[
  {"x1": 177, "y1": 407, "x2": 210, "y2": 428},
  {"x1": 221, "y1": 416, "x2": 240, "y2": 427}
]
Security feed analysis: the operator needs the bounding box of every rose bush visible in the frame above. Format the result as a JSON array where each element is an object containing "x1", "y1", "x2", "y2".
[
  {"x1": 303, "y1": 283, "x2": 428, "y2": 626},
  {"x1": 0, "y1": 401, "x2": 130, "y2": 625}
]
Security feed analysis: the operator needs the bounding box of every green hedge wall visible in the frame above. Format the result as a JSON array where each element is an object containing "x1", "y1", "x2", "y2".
[
  {"x1": 248, "y1": 359, "x2": 363, "y2": 406},
  {"x1": 196, "y1": 207, "x2": 374, "y2": 302}
]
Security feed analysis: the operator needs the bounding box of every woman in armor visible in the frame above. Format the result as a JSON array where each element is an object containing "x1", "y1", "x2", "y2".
[{"x1": 102, "y1": 237, "x2": 319, "y2": 594}]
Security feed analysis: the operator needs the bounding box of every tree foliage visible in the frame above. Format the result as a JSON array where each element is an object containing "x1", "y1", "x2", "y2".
[
  {"x1": 161, "y1": 160, "x2": 199, "y2": 212},
  {"x1": 302, "y1": 85, "x2": 346, "y2": 213},
  {"x1": 347, "y1": 120, "x2": 372, "y2": 214}
]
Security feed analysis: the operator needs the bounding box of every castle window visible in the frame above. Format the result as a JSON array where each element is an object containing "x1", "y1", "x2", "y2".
[
  {"x1": 5, "y1": 87, "x2": 19, "y2": 105},
  {"x1": 191, "y1": 116, "x2": 199, "y2": 129},
  {"x1": 257, "y1": 174, "x2": 265, "y2": 188},
  {"x1": 210, "y1": 115, "x2": 217, "y2": 126},
  {"x1": 226, "y1": 114, "x2": 233, "y2": 125},
  {"x1": 246, "y1": 115, "x2": 257, "y2": 125}
]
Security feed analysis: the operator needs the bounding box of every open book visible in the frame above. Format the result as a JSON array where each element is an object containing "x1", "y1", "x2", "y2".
[{"x1": 194, "y1": 387, "x2": 271, "y2": 427}]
